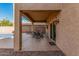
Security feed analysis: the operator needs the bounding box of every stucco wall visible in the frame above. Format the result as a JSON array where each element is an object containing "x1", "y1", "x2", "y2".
[
  {"x1": 15, "y1": 3, "x2": 62, "y2": 10},
  {"x1": 56, "y1": 4, "x2": 79, "y2": 56},
  {"x1": 0, "y1": 26, "x2": 14, "y2": 34},
  {"x1": 22, "y1": 25, "x2": 32, "y2": 32},
  {"x1": 15, "y1": 3, "x2": 79, "y2": 55}
]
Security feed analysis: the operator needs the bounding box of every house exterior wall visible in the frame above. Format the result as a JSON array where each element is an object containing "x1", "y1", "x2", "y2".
[
  {"x1": 56, "y1": 4, "x2": 79, "y2": 56},
  {"x1": 14, "y1": 4, "x2": 79, "y2": 55},
  {"x1": 45, "y1": 4, "x2": 79, "y2": 56},
  {"x1": 15, "y1": 3, "x2": 62, "y2": 10},
  {"x1": 15, "y1": 3, "x2": 79, "y2": 56},
  {"x1": 22, "y1": 25, "x2": 32, "y2": 33}
]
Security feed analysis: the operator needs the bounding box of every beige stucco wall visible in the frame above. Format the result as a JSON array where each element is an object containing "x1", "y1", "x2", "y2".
[
  {"x1": 15, "y1": 3, "x2": 79, "y2": 55},
  {"x1": 15, "y1": 3, "x2": 62, "y2": 10},
  {"x1": 0, "y1": 26, "x2": 14, "y2": 34},
  {"x1": 56, "y1": 4, "x2": 79, "y2": 56}
]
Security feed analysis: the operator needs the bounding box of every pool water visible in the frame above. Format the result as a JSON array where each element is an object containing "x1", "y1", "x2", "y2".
[{"x1": 0, "y1": 34, "x2": 14, "y2": 39}]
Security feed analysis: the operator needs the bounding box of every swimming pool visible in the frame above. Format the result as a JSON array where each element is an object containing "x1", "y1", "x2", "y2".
[{"x1": 0, "y1": 34, "x2": 14, "y2": 39}]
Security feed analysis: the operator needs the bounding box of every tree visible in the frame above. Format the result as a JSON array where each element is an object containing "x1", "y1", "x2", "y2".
[{"x1": 0, "y1": 18, "x2": 13, "y2": 26}]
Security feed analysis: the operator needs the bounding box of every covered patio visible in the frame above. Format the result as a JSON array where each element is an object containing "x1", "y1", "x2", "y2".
[
  {"x1": 14, "y1": 3, "x2": 61, "y2": 51},
  {"x1": 20, "y1": 10, "x2": 60, "y2": 51}
]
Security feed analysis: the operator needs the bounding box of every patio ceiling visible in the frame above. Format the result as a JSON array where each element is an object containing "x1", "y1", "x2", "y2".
[{"x1": 20, "y1": 10, "x2": 60, "y2": 22}]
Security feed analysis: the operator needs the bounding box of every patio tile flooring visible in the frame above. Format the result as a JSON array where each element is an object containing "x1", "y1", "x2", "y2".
[{"x1": 22, "y1": 33, "x2": 60, "y2": 51}]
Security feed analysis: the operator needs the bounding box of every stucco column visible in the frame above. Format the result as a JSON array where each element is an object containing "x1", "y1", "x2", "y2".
[
  {"x1": 14, "y1": 9, "x2": 21, "y2": 51},
  {"x1": 31, "y1": 22, "x2": 34, "y2": 32},
  {"x1": 48, "y1": 24, "x2": 50, "y2": 39}
]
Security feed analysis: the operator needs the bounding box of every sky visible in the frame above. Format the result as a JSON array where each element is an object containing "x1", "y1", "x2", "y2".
[
  {"x1": 0, "y1": 3, "x2": 31, "y2": 23},
  {"x1": 22, "y1": 16, "x2": 31, "y2": 23},
  {"x1": 0, "y1": 3, "x2": 13, "y2": 22}
]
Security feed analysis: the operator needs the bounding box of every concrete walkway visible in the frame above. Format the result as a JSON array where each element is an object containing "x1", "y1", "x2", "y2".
[
  {"x1": 0, "y1": 39, "x2": 13, "y2": 48},
  {"x1": 22, "y1": 33, "x2": 60, "y2": 51}
]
